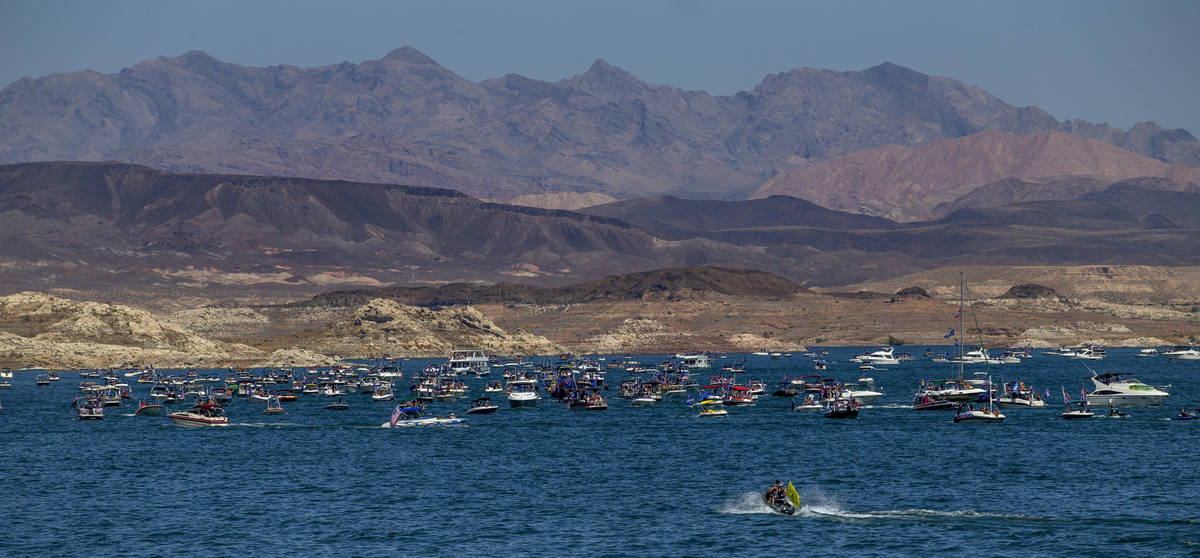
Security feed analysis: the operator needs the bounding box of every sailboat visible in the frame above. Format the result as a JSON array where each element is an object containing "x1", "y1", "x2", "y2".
[{"x1": 950, "y1": 273, "x2": 1005, "y2": 423}]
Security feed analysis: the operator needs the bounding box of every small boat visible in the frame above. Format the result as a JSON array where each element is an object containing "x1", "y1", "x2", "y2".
[
  {"x1": 324, "y1": 398, "x2": 349, "y2": 411},
  {"x1": 35, "y1": 374, "x2": 51, "y2": 386},
  {"x1": 630, "y1": 394, "x2": 658, "y2": 406},
  {"x1": 697, "y1": 400, "x2": 727, "y2": 417},
  {"x1": 824, "y1": 398, "x2": 859, "y2": 419},
  {"x1": 1172, "y1": 408, "x2": 1199, "y2": 421},
  {"x1": 1061, "y1": 404, "x2": 1094, "y2": 419},
  {"x1": 1134, "y1": 348, "x2": 1157, "y2": 358},
  {"x1": 75, "y1": 397, "x2": 105, "y2": 420},
  {"x1": 466, "y1": 397, "x2": 499, "y2": 415},
  {"x1": 167, "y1": 399, "x2": 228, "y2": 427},
  {"x1": 372, "y1": 382, "x2": 395, "y2": 402},
  {"x1": 264, "y1": 396, "x2": 286, "y2": 415},
  {"x1": 484, "y1": 380, "x2": 504, "y2": 393},
  {"x1": 791, "y1": 394, "x2": 823, "y2": 412},
  {"x1": 763, "y1": 480, "x2": 800, "y2": 515},
  {"x1": 953, "y1": 403, "x2": 1006, "y2": 423},
  {"x1": 381, "y1": 404, "x2": 467, "y2": 427},
  {"x1": 277, "y1": 389, "x2": 299, "y2": 402},
  {"x1": 133, "y1": 401, "x2": 164, "y2": 416},
  {"x1": 913, "y1": 394, "x2": 954, "y2": 411}
]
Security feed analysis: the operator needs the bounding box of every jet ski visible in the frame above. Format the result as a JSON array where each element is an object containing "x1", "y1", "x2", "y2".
[{"x1": 763, "y1": 480, "x2": 801, "y2": 515}]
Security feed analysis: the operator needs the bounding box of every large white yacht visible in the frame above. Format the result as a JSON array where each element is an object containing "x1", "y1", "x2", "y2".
[
  {"x1": 1083, "y1": 372, "x2": 1170, "y2": 407},
  {"x1": 859, "y1": 347, "x2": 900, "y2": 366},
  {"x1": 676, "y1": 354, "x2": 711, "y2": 369}
]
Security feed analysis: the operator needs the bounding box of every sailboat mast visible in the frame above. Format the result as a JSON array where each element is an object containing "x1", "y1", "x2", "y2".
[{"x1": 959, "y1": 272, "x2": 966, "y2": 381}]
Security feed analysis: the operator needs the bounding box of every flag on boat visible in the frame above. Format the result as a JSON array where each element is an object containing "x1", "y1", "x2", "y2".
[
  {"x1": 389, "y1": 405, "x2": 403, "y2": 427},
  {"x1": 944, "y1": 329, "x2": 955, "y2": 339},
  {"x1": 786, "y1": 481, "x2": 801, "y2": 509},
  {"x1": 1062, "y1": 387, "x2": 1070, "y2": 404}
]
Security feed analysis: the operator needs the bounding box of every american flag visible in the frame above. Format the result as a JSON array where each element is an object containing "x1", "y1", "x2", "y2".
[{"x1": 389, "y1": 405, "x2": 403, "y2": 427}]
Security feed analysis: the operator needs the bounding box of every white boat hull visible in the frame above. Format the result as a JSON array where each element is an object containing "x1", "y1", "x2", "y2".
[
  {"x1": 381, "y1": 417, "x2": 467, "y2": 428},
  {"x1": 508, "y1": 394, "x2": 540, "y2": 408},
  {"x1": 1084, "y1": 394, "x2": 1169, "y2": 407}
]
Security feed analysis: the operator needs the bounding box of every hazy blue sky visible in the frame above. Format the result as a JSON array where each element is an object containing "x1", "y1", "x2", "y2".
[{"x1": 3, "y1": 0, "x2": 1198, "y2": 134}]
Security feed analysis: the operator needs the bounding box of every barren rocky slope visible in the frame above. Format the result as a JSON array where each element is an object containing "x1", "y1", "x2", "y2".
[{"x1": 753, "y1": 131, "x2": 1200, "y2": 221}]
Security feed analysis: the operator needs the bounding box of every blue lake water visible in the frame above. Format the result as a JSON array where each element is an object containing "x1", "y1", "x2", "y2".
[{"x1": 1, "y1": 347, "x2": 1198, "y2": 557}]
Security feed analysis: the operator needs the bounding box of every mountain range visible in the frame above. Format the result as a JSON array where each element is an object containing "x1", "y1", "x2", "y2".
[
  {"x1": 2, "y1": 47, "x2": 1198, "y2": 207},
  {"x1": 3, "y1": 162, "x2": 1200, "y2": 296}
]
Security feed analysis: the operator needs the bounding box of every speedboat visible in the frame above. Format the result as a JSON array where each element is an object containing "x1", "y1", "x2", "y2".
[
  {"x1": 1134, "y1": 348, "x2": 1157, "y2": 358},
  {"x1": 506, "y1": 378, "x2": 541, "y2": 408},
  {"x1": 912, "y1": 395, "x2": 954, "y2": 410},
  {"x1": 697, "y1": 400, "x2": 727, "y2": 417},
  {"x1": 1162, "y1": 346, "x2": 1200, "y2": 360},
  {"x1": 382, "y1": 404, "x2": 467, "y2": 427},
  {"x1": 630, "y1": 394, "x2": 658, "y2": 406},
  {"x1": 993, "y1": 381, "x2": 1046, "y2": 409},
  {"x1": 372, "y1": 382, "x2": 395, "y2": 402},
  {"x1": 840, "y1": 378, "x2": 883, "y2": 405},
  {"x1": 167, "y1": 399, "x2": 228, "y2": 427},
  {"x1": 75, "y1": 397, "x2": 105, "y2": 420},
  {"x1": 133, "y1": 401, "x2": 164, "y2": 416},
  {"x1": 324, "y1": 398, "x2": 349, "y2": 410},
  {"x1": 1084, "y1": 372, "x2": 1170, "y2": 407},
  {"x1": 467, "y1": 397, "x2": 499, "y2": 414},
  {"x1": 953, "y1": 404, "x2": 1005, "y2": 423},
  {"x1": 791, "y1": 394, "x2": 823, "y2": 412},
  {"x1": 1061, "y1": 402, "x2": 1094, "y2": 419},
  {"x1": 823, "y1": 398, "x2": 859, "y2": 419}
]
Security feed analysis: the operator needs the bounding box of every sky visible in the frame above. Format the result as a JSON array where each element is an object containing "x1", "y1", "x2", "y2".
[{"x1": 2, "y1": 0, "x2": 1198, "y2": 134}]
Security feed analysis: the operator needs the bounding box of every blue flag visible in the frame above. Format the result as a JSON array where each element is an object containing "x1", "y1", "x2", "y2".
[{"x1": 944, "y1": 329, "x2": 955, "y2": 339}]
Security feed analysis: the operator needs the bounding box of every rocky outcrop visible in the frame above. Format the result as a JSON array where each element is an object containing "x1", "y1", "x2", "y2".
[
  {"x1": 0, "y1": 291, "x2": 267, "y2": 368},
  {"x1": 311, "y1": 298, "x2": 560, "y2": 357}
]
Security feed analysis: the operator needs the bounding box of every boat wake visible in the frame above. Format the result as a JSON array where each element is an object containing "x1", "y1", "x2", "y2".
[{"x1": 718, "y1": 491, "x2": 1042, "y2": 522}]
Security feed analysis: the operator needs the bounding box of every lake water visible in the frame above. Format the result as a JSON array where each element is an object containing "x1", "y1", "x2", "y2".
[{"x1": 1, "y1": 347, "x2": 1198, "y2": 557}]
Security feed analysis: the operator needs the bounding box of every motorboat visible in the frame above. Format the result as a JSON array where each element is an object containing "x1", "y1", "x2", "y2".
[
  {"x1": 381, "y1": 404, "x2": 467, "y2": 428},
  {"x1": 631, "y1": 394, "x2": 658, "y2": 406},
  {"x1": 859, "y1": 347, "x2": 900, "y2": 366},
  {"x1": 1134, "y1": 348, "x2": 1157, "y2": 358},
  {"x1": 484, "y1": 380, "x2": 504, "y2": 393},
  {"x1": 791, "y1": 394, "x2": 823, "y2": 412},
  {"x1": 466, "y1": 397, "x2": 499, "y2": 414},
  {"x1": 1072, "y1": 346, "x2": 1105, "y2": 360},
  {"x1": 74, "y1": 397, "x2": 105, "y2": 420},
  {"x1": 953, "y1": 403, "x2": 1005, "y2": 423},
  {"x1": 372, "y1": 382, "x2": 395, "y2": 402},
  {"x1": 167, "y1": 399, "x2": 228, "y2": 427},
  {"x1": 840, "y1": 378, "x2": 883, "y2": 405},
  {"x1": 324, "y1": 398, "x2": 349, "y2": 410},
  {"x1": 823, "y1": 398, "x2": 859, "y2": 419},
  {"x1": 917, "y1": 379, "x2": 985, "y2": 402},
  {"x1": 133, "y1": 401, "x2": 164, "y2": 416},
  {"x1": 697, "y1": 400, "x2": 727, "y2": 417},
  {"x1": 264, "y1": 396, "x2": 286, "y2": 415},
  {"x1": 277, "y1": 389, "x2": 298, "y2": 402},
  {"x1": 912, "y1": 394, "x2": 954, "y2": 410},
  {"x1": 993, "y1": 381, "x2": 1046, "y2": 409},
  {"x1": 36, "y1": 374, "x2": 51, "y2": 386},
  {"x1": 1162, "y1": 346, "x2": 1200, "y2": 360},
  {"x1": 677, "y1": 354, "x2": 711, "y2": 369},
  {"x1": 1083, "y1": 372, "x2": 1170, "y2": 407},
  {"x1": 506, "y1": 378, "x2": 541, "y2": 408},
  {"x1": 1060, "y1": 402, "x2": 1094, "y2": 419},
  {"x1": 772, "y1": 381, "x2": 799, "y2": 397}
]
